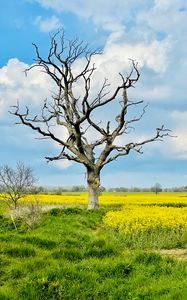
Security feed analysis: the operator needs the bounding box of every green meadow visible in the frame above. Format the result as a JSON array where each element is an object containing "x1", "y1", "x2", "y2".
[{"x1": 0, "y1": 204, "x2": 187, "y2": 300}]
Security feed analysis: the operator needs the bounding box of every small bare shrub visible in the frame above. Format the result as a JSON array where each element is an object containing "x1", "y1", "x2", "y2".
[
  {"x1": 0, "y1": 162, "x2": 37, "y2": 208},
  {"x1": 8, "y1": 202, "x2": 42, "y2": 230}
]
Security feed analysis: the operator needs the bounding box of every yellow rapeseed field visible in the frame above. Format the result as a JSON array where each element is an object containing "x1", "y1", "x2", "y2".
[
  {"x1": 22, "y1": 193, "x2": 88, "y2": 206},
  {"x1": 103, "y1": 205, "x2": 187, "y2": 234},
  {"x1": 21, "y1": 192, "x2": 187, "y2": 235},
  {"x1": 101, "y1": 193, "x2": 187, "y2": 235},
  {"x1": 22, "y1": 191, "x2": 187, "y2": 206}
]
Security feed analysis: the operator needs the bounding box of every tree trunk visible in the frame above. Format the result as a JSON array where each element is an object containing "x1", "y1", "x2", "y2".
[
  {"x1": 14, "y1": 200, "x2": 17, "y2": 209},
  {"x1": 87, "y1": 168, "x2": 100, "y2": 209}
]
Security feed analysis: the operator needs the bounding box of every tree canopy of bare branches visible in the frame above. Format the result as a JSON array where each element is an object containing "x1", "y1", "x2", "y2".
[
  {"x1": 0, "y1": 162, "x2": 36, "y2": 208},
  {"x1": 11, "y1": 30, "x2": 171, "y2": 209}
]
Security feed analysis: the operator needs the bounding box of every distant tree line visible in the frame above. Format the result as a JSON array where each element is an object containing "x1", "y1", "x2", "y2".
[
  {"x1": 0, "y1": 162, "x2": 186, "y2": 198},
  {"x1": 107, "y1": 185, "x2": 186, "y2": 193},
  {"x1": 27, "y1": 184, "x2": 187, "y2": 195}
]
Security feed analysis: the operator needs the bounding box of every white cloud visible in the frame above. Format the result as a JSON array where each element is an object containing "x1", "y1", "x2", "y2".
[
  {"x1": 145, "y1": 110, "x2": 187, "y2": 161},
  {"x1": 33, "y1": 0, "x2": 185, "y2": 72},
  {"x1": 166, "y1": 111, "x2": 187, "y2": 159},
  {"x1": 33, "y1": 0, "x2": 187, "y2": 118},
  {"x1": 139, "y1": 0, "x2": 187, "y2": 37},
  {"x1": 34, "y1": 15, "x2": 62, "y2": 32},
  {"x1": 71, "y1": 38, "x2": 170, "y2": 105},
  {"x1": 133, "y1": 85, "x2": 172, "y2": 102},
  {"x1": 52, "y1": 159, "x2": 72, "y2": 169},
  {"x1": 105, "y1": 39, "x2": 170, "y2": 73},
  {"x1": 34, "y1": 0, "x2": 148, "y2": 32},
  {"x1": 34, "y1": 0, "x2": 187, "y2": 40},
  {"x1": 0, "y1": 58, "x2": 53, "y2": 116}
]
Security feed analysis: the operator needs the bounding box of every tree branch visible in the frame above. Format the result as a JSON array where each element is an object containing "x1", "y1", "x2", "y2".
[{"x1": 11, "y1": 30, "x2": 171, "y2": 181}]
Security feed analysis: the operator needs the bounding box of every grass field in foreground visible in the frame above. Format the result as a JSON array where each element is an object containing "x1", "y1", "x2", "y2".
[
  {"x1": 0, "y1": 193, "x2": 187, "y2": 299},
  {"x1": 0, "y1": 207, "x2": 187, "y2": 300}
]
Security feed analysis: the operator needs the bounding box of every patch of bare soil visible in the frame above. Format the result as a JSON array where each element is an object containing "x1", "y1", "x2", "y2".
[
  {"x1": 92, "y1": 225, "x2": 103, "y2": 235},
  {"x1": 159, "y1": 249, "x2": 187, "y2": 261}
]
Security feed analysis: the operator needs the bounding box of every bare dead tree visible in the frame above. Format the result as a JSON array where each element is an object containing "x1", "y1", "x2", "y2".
[
  {"x1": 0, "y1": 162, "x2": 36, "y2": 208},
  {"x1": 11, "y1": 30, "x2": 171, "y2": 209}
]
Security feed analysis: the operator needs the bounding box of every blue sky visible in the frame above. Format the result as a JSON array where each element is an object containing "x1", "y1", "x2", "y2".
[{"x1": 0, "y1": 0, "x2": 187, "y2": 188}]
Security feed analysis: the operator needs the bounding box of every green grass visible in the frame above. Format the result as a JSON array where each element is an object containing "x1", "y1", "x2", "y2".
[
  {"x1": 114, "y1": 227, "x2": 187, "y2": 250},
  {"x1": 0, "y1": 207, "x2": 187, "y2": 299}
]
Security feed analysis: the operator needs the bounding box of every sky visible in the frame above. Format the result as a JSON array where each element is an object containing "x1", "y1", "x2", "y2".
[{"x1": 0, "y1": 0, "x2": 187, "y2": 188}]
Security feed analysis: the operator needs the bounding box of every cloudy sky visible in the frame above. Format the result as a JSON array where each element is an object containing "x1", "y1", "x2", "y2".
[{"x1": 0, "y1": 0, "x2": 187, "y2": 188}]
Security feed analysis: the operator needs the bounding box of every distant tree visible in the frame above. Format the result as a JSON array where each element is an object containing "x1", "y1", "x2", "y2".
[
  {"x1": 11, "y1": 30, "x2": 171, "y2": 209},
  {"x1": 152, "y1": 183, "x2": 162, "y2": 195},
  {"x1": 52, "y1": 187, "x2": 66, "y2": 195},
  {"x1": 98, "y1": 186, "x2": 106, "y2": 196},
  {"x1": 113, "y1": 187, "x2": 129, "y2": 192},
  {"x1": 99, "y1": 186, "x2": 106, "y2": 192},
  {"x1": 131, "y1": 187, "x2": 141, "y2": 192},
  {"x1": 172, "y1": 186, "x2": 183, "y2": 192},
  {"x1": 0, "y1": 162, "x2": 36, "y2": 208},
  {"x1": 30, "y1": 185, "x2": 45, "y2": 194},
  {"x1": 71, "y1": 185, "x2": 86, "y2": 192}
]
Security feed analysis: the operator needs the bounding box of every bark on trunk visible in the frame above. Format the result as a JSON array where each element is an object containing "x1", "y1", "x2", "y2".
[{"x1": 87, "y1": 169, "x2": 100, "y2": 209}]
